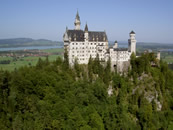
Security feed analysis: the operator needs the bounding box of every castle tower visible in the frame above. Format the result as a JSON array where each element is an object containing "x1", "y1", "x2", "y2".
[
  {"x1": 63, "y1": 26, "x2": 69, "y2": 47},
  {"x1": 157, "y1": 51, "x2": 161, "y2": 60},
  {"x1": 113, "y1": 41, "x2": 118, "y2": 48},
  {"x1": 63, "y1": 27, "x2": 68, "y2": 41},
  {"x1": 128, "y1": 31, "x2": 136, "y2": 54},
  {"x1": 84, "y1": 23, "x2": 88, "y2": 42},
  {"x1": 74, "y1": 11, "x2": 81, "y2": 30}
]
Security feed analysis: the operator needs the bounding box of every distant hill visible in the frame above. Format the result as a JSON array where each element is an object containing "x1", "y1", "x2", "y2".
[
  {"x1": 0, "y1": 38, "x2": 63, "y2": 48},
  {"x1": 109, "y1": 41, "x2": 173, "y2": 51}
]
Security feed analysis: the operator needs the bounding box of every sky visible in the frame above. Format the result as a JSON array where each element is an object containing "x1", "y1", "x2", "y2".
[{"x1": 0, "y1": 0, "x2": 173, "y2": 43}]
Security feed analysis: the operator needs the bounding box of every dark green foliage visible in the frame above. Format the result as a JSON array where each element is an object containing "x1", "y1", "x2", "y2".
[
  {"x1": 130, "y1": 52, "x2": 157, "y2": 76},
  {"x1": 0, "y1": 52, "x2": 172, "y2": 129},
  {"x1": 103, "y1": 57, "x2": 111, "y2": 85},
  {"x1": 63, "y1": 48, "x2": 69, "y2": 70},
  {"x1": 0, "y1": 60, "x2": 11, "y2": 64}
]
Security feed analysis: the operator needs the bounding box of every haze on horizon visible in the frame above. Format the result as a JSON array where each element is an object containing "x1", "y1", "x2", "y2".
[{"x1": 0, "y1": 0, "x2": 173, "y2": 43}]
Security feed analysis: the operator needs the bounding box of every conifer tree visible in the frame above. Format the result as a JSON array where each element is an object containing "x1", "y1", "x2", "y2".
[
  {"x1": 104, "y1": 57, "x2": 111, "y2": 85},
  {"x1": 63, "y1": 48, "x2": 69, "y2": 69},
  {"x1": 88, "y1": 55, "x2": 93, "y2": 81},
  {"x1": 74, "y1": 58, "x2": 80, "y2": 77},
  {"x1": 36, "y1": 58, "x2": 44, "y2": 69},
  {"x1": 130, "y1": 52, "x2": 136, "y2": 74}
]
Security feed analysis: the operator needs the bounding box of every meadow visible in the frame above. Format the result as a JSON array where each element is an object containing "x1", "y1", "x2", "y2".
[
  {"x1": 0, "y1": 46, "x2": 172, "y2": 71},
  {"x1": 0, "y1": 48, "x2": 63, "y2": 71},
  {"x1": 161, "y1": 52, "x2": 173, "y2": 63}
]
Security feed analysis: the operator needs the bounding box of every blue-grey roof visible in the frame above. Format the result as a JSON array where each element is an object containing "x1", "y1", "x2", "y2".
[
  {"x1": 85, "y1": 24, "x2": 88, "y2": 32},
  {"x1": 67, "y1": 30, "x2": 108, "y2": 42},
  {"x1": 130, "y1": 30, "x2": 135, "y2": 34}
]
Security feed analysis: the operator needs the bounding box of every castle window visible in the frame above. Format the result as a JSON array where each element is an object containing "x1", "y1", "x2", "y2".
[
  {"x1": 95, "y1": 43, "x2": 96, "y2": 45},
  {"x1": 72, "y1": 43, "x2": 74, "y2": 45},
  {"x1": 76, "y1": 43, "x2": 78, "y2": 45}
]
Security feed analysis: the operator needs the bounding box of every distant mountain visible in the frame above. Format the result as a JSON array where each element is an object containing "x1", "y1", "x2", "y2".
[
  {"x1": 0, "y1": 38, "x2": 63, "y2": 48},
  {"x1": 109, "y1": 41, "x2": 173, "y2": 45}
]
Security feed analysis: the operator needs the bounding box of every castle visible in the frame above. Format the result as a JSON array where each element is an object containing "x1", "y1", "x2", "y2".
[{"x1": 63, "y1": 11, "x2": 137, "y2": 72}]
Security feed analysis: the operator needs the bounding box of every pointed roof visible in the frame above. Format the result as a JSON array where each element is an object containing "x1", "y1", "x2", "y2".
[
  {"x1": 76, "y1": 10, "x2": 80, "y2": 21},
  {"x1": 130, "y1": 30, "x2": 135, "y2": 34},
  {"x1": 85, "y1": 23, "x2": 88, "y2": 32},
  {"x1": 114, "y1": 40, "x2": 117, "y2": 43},
  {"x1": 66, "y1": 26, "x2": 68, "y2": 32}
]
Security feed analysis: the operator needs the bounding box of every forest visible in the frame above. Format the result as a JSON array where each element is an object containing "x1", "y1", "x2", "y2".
[{"x1": 0, "y1": 51, "x2": 173, "y2": 129}]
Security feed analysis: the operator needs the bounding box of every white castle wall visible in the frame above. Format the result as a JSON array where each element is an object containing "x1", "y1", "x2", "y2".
[{"x1": 68, "y1": 41, "x2": 108, "y2": 64}]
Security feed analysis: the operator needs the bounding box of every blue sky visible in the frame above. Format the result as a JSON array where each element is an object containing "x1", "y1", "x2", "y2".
[{"x1": 0, "y1": 0, "x2": 173, "y2": 43}]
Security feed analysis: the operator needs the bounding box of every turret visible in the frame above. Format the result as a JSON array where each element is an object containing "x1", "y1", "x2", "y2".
[
  {"x1": 63, "y1": 27, "x2": 69, "y2": 43},
  {"x1": 113, "y1": 41, "x2": 118, "y2": 48},
  {"x1": 74, "y1": 11, "x2": 81, "y2": 30},
  {"x1": 85, "y1": 23, "x2": 88, "y2": 32},
  {"x1": 157, "y1": 51, "x2": 161, "y2": 60},
  {"x1": 63, "y1": 26, "x2": 69, "y2": 49},
  {"x1": 128, "y1": 30, "x2": 136, "y2": 54},
  {"x1": 84, "y1": 23, "x2": 88, "y2": 42}
]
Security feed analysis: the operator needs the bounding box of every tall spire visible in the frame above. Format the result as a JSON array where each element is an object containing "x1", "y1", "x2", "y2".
[
  {"x1": 76, "y1": 10, "x2": 80, "y2": 21},
  {"x1": 74, "y1": 10, "x2": 81, "y2": 30},
  {"x1": 84, "y1": 23, "x2": 89, "y2": 41},
  {"x1": 66, "y1": 26, "x2": 68, "y2": 32},
  {"x1": 85, "y1": 23, "x2": 88, "y2": 32}
]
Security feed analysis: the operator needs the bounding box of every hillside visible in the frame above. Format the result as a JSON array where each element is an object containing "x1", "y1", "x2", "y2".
[
  {"x1": 0, "y1": 38, "x2": 63, "y2": 48},
  {"x1": 0, "y1": 52, "x2": 173, "y2": 129},
  {"x1": 109, "y1": 41, "x2": 173, "y2": 50}
]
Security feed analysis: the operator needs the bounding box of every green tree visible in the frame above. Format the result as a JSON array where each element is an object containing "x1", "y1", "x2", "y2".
[
  {"x1": 103, "y1": 57, "x2": 111, "y2": 85},
  {"x1": 89, "y1": 112, "x2": 104, "y2": 130},
  {"x1": 88, "y1": 55, "x2": 93, "y2": 81},
  {"x1": 63, "y1": 48, "x2": 69, "y2": 70}
]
